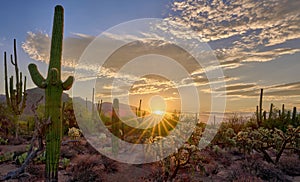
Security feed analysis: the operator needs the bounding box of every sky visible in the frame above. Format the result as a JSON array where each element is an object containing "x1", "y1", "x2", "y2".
[{"x1": 0, "y1": 0, "x2": 300, "y2": 114}]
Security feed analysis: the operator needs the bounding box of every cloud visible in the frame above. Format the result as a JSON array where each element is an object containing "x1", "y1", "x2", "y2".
[
  {"x1": 22, "y1": 31, "x2": 94, "y2": 68},
  {"x1": 22, "y1": 31, "x2": 51, "y2": 62},
  {"x1": 168, "y1": 0, "x2": 300, "y2": 69}
]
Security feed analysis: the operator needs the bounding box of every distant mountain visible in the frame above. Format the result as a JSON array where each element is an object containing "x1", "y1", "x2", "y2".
[
  {"x1": 0, "y1": 87, "x2": 70, "y2": 116},
  {"x1": 1, "y1": 87, "x2": 146, "y2": 117},
  {"x1": 72, "y1": 97, "x2": 142, "y2": 118}
]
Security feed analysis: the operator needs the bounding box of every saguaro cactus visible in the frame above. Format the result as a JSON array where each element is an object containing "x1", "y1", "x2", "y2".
[
  {"x1": 269, "y1": 103, "x2": 273, "y2": 120},
  {"x1": 3, "y1": 39, "x2": 27, "y2": 138},
  {"x1": 259, "y1": 89, "x2": 263, "y2": 126},
  {"x1": 281, "y1": 104, "x2": 285, "y2": 120},
  {"x1": 97, "y1": 99, "x2": 103, "y2": 115},
  {"x1": 112, "y1": 98, "x2": 120, "y2": 156},
  {"x1": 292, "y1": 107, "x2": 297, "y2": 126},
  {"x1": 28, "y1": 5, "x2": 74, "y2": 181},
  {"x1": 91, "y1": 88, "x2": 95, "y2": 118}
]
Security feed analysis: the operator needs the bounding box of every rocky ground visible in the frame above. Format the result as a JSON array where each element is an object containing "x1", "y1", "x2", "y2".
[{"x1": 1, "y1": 136, "x2": 300, "y2": 182}]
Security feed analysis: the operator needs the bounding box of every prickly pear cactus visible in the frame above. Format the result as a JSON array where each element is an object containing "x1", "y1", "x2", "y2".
[{"x1": 28, "y1": 5, "x2": 74, "y2": 181}]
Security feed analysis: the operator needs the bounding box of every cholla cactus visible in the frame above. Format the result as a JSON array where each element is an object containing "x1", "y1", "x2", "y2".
[
  {"x1": 235, "y1": 126, "x2": 300, "y2": 164},
  {"x1": 68, "y1": 127, "x2": 81, "y2": 140}
]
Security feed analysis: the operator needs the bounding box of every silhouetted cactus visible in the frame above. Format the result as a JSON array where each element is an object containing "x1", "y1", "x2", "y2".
[
  {"x1": 138, "y1": 99, "x2": 142, "y2": 114},
  {"x1": 3, "y1": 39, "x2": 27, "y2": 138},
  {"x1": 97, "y1": 99, "x2": 103, "y2": 114},
  {"x1": 91, "y1": 88, "x2": 95, "y2": 118},
  {"x1": 282, "y1": 104, "x2": 285, "y2": 120},
  {"x1": 269, "y1": 103, "x2": 273, "y2": 120},
  {"x1": 258, "y1": 89, "x2": 263, "y2": 125},
  {"x1": 292, "y1": 107, "x2": 297, "y2": 126},
  {"x1": 256, "y1": 105, "x2": 259, "y2": 124},
  {"x1": 28, "y1": 5, "x2": 74, "y2": 181}
]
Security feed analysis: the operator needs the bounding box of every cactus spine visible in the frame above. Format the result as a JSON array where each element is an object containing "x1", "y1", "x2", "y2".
[
  {"x1": 3, "y1": 39, "x2": 27, "y2": 138},
  {"x1": 112, "y1": 98, "x2": 120, "y2": 156},
  {"x1": 28, "y1": 5, "x2": 74, "y2": 181}
]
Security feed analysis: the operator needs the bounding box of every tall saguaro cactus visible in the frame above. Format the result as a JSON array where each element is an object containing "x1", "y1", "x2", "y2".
[
  {"x1": 258, "y1": 89, "x2": 263, "y2": 126},
  {"x1": 28, "y1": 5, "x2": 74, "y2": 182},
  {"x1": 3, "y1": 39, "x2": 27, "y2": 138},
  {"x1": 112, "y1": 98, "x2": 120, "y2": 156}
]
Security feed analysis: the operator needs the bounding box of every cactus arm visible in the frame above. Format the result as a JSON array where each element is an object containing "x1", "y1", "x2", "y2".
[
  {"x1": 21, "y1": 76, "x2": 27, "y2": 113},
  {"x1": 4, "y1": 52, "x2": 11, "y2": 107},
  {"x1": 13, "y1": 40, "x2": 19, "y2": 92},
  {"x1": 9, "y1": 76, "x2": 14, "y2": 108},
  {"x1": 62, "y1": 76, "x2": 74, "y2": 90},
  {"x1": 17, "y1": 72, "x2": 23, "y2": 104},
  {"x1": 28, "y1": 63, "x2": 47, "y2": 88}
]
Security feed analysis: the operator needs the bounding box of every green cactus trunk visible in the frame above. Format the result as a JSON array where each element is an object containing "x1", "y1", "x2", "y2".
[{"x1": 28, "y1": 5, "x2": 74, "y2": 182}]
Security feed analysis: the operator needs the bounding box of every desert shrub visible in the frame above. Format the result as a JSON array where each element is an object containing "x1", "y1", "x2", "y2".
[
  {"x1": 62, "y1": 100, "x2": 78, "y2": 135},
  {"x1": 60, "y1": 157, "x2": 70, "y2": 169},
  {"x1": 212, "y1": 123, "x2": 236, "y2": 150},
  {"x1": 226, "y1": 113, "x2": 248, "y2": 134},
  {"x1": 67, "y1": 155, "x2": 106, "y2": 182},
  {"x1": 278, "y1": 154, "x2": 300, "y2": 176},
  {"x1": 0, "y1": 103, "x2": 16, "y2": 136},
  {"x1": 0, "y1": 152, "x2": 13, "y2": 163},
  {"x1": 0, "y1": 136, "x2": 8, "y2": 145},
  {"x1": 68, "y1": 154, "x2": 118, "y2": 181},
  {"x1": 227, "y1": 156, "x2": 290, "y2": 182}
]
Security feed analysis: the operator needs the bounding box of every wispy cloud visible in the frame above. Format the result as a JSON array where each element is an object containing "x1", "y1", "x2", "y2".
[
  {"x1": 22, "y1": 31, "x2": 94, "y2": 68},
  {"x1": 168, "y1": 0, "x2": 300, "y2": 69}
]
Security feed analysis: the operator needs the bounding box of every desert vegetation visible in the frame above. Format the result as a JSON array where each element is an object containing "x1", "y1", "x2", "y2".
[{"x1": 0, "y1": 5, "x2": 299, "y2": 182}]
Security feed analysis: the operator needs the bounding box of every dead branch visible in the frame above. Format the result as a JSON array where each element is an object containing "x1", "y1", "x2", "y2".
[{"x1": 1, "y1": 96, "x2": 51, "y2": 181}]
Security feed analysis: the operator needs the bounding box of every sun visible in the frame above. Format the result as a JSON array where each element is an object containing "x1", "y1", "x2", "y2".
[
  {"x1": 149, "y1": 95, "x2": 166, "y2": 116},
  {"x1": 153, "y1": 110, "x2": 165, "y2": 116}
]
